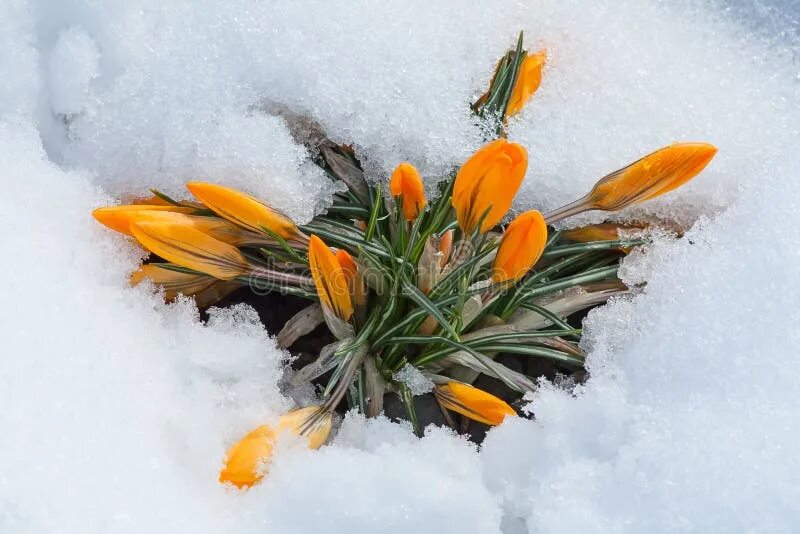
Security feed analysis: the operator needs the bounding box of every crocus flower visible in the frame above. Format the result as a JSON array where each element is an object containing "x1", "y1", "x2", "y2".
[
  {"x1": 335, "y1": 248, "x2": 367, "y2": 313},
  {"x1": 452, "y1": 139, "x2": 528, "y2": 234},
  {"x1": 438, "y1": 229, "x2": 454, "y2": 267},
  {"x1": 561, "y1": 222, "x2": 647, "y2": 253},
  {"x1": 130, "y1": 263, "x2": 217, "y2": 298},
  {"x1": 219, "y1": 406, "x2": 332, "y2": 488},
  {"x1": 308, "y1": 235, "x2": 354, "y2": 323},
  {"x1": 389, "y1": 162, "x2": 427, "y2": 221},
  {"x1": 130, "y1": 263, "x2": 239, "y2": 307},
  {"x1": 92, "y1": 205, "x2": 196, "y2": 236},
  {"x1": 505, "y1": 49, "x2": 546, "y2": 118},
  {"x1": 126, "y1": 210, "x2": 272, "y2": 247},
  {"x1": 186, "y1": 182, "x2": 298, "y2": 238},
  {"x1": 560, "y1": 222, "x2": 645, "y2": 243},
  {"x1": 492, "y1": 210, "x2": 548, "y2": 283},
  {"x1": 434, "y1": 381, "x2": 516, "y2": 426},
  {"x1": 544, "y1": 143, "x2": 717, "y2": 222},
  {"x1": 130, "y1": 221, "x2": 250, "y2": 280}
]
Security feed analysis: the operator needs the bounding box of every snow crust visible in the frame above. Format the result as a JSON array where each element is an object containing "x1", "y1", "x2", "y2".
[{"x1": 1, "y1": 0, "x2": 799, "y2": 532}]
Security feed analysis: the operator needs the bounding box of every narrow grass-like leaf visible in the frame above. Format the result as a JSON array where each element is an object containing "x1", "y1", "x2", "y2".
[
  {"x1": 401, "y1": 279, "x2": 459, "y2": 340},
  {"x1": 542, "y1": 239, "x2": 647, "y2": 258},
  {"x1": 474, "y1": 344, "x2": 584, "y2": 366},
  {"x1": 399, "y1": 384, "x2": 422, "y2": 437}
]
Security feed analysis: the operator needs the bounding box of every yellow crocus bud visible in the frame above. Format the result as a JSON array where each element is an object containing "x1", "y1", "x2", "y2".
[
  {"x1": 492, "y1": 210, "x2": 547, "y2": 283},
  {"x1": 186, "y1": 182, "x2": 298, "y2": 238},
  {"x1": 219, "y1": 406, "x2": 332, "y2": 489},
  {"x1": 389, "y1": 162, "x2": 427, "y2": 221},
  {"x1": 434, "y1": 381, "x2": 516, "y2": 426},
  {"x1": 92, "y1": 205, "x2": 196, "y2": 236},
  {"x1": 452, "y1": 139, "x2": 528, "y2": 234},
  {"x1": 506, "y1": 49, "x2": 546, "y2": 118},
  {"x1": 130, "y1": 221, "x2": 250, "y2": 280},
  {"x1": 545, "y1": 143, "x2": 717, "y2": 222},
  {"x1": 308, "y1": 235, "x2": 354, "y2": 322}
]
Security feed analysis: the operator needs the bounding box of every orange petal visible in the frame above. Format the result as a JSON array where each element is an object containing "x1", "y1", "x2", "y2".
[
  {"x1": 452, "y1": 140, "x2": 528, "y2": 233},
  {"x1": 439, "y1": 229, "x2": 454, "y2": 267},
  {"x1": 308, "y1": 235, "x2": 353, "y2": 321},
  {"x1": 126, "y1": 210, "x2": 270, "y2": 247},
  {"x1": 434, "y1": 381, "x2": 516, "y2": 426},
  {"x1": 389, "y1": 162, "x2": 427, "y2": 221},
  {"x1": 186, "y1": 182, "x2": 297, "y2": 238},
  {"x1": 219, "y1": 406, "x2": 331, "y2": 489},
  {"x1": 335, "y1": 248, "x2": 366, "y2": 309},
  {"x1": 219, "y1": 424, "x2": 275, "y2": 488},
  {"x1": 130, "y1": 263, "x2": 217, "y2": 300},
  {"x1": 492, "y1": 210, "x2": 548, "y2": 283},
  {"x1": 130, "y1": 221, "x2": 249, "y2": 280},
  {"x1": 589, "y1": 143, "x2": 717, "y2": 211},
  {"x1": 506, "y1": 49, "x2": 546, "y2": 118},
  {"x1": 92, "y1": 205, "x2": 196, "y2": 236}
]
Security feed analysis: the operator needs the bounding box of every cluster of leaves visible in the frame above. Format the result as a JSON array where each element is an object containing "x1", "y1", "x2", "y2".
[{"x1": 93, "y1": 32, "x2": 717, "y2": 488}]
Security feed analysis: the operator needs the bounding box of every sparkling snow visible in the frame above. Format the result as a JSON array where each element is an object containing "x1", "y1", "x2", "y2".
[{"x1": 1, "y1": 0, "x2": 799, "y2": 532}]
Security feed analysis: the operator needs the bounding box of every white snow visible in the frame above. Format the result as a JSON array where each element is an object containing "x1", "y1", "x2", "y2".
[
  {"x1": 1, "y1": 0, "x2": 800, "y2": 532},
  {"x1": 393, "y1": 363, "x2": 435, "y2": 396}
]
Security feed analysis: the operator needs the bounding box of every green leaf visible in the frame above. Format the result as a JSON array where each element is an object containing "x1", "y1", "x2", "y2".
[
  {"x1": 401, "y1": 279, "x2": 460, "y2": 340},
  {"x1": 399, "y1": 385, "x2": 422, "y2": 437},
  {"x1": 522, "y1": 265, "x2": 619, "y2": 300},
  {"x1": 542, "y1": 239, "x2": 647, "y2": 258},
  {"x1": 473, "y1": 343, "x2": 584, "y2": 367},
  {"x1": 517, "y1": 302, "x2": 581, "y2": 338}
]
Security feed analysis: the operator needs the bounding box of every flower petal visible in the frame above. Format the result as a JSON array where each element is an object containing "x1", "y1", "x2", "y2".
[
  {"x1": 186, "y1": 182, "x2": 297, "y2": 237},
  {"x1": 92, "y1": 205, "x2": 195, "y2": 236},
  {"x1": 506, "y1": 49, "x2": 546, "y2": 118},
  {"x1": 389, "y1": 162, "x2": 427, "y2": 220},
  {"x1": 219, "y1": 406, "x2": 332, "y2": 489},
  {"x1": 434, "y1": 381, "x2": 516, "y2": 426},
  {"x1": 492, "y1": 210, "x2": 548, "y2": 283},
  {"x1": 452, "y1": 140, "x2": 528, "y2": 233},
  {"x1": 130, "y1": 221, "x2": 250, "y2": 280},
  {"x1": 589, "y1": 143, "x2": 718, "y2": 211},
  {"x1": 308, "y1": 235, "x2": 353, "y2": 321}
]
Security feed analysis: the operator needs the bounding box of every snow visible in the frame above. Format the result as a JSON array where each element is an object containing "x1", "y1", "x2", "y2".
[
  {"x1": 393, "y1": 363, "x2": 435, "y2": 396},
  {"x1": 2, "y1": 0, "x2": 800, "y2": 532}
]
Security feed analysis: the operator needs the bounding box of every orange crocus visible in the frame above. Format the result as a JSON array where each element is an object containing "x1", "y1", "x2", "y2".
[
  {"x1": 438, "y1": 229, "x2": 454, "y2": 267},
  {"x1": 544, "y1": 143, "x2": 717, "y2": 222},
  {"x1": 335, "y1": 248, "x2": 367, "y2": 311},
  {"x1": 434, "y1": 381, "x2": 516, "y2": 426},
  {"x1": 506, "y1": 49, "x2": 546, "y2": 118},
  {"x1": 130, "y1": 263, "x2": 239, "y2": 307},
  {"x1": 130, "y1": 221, "x2": 250, "y2": 280},
  {"x1": 389, "y1": 162, "x2": 427, "y2": 220},
  {"x1": 308, "y1": 235, "x2": 354, "y2": 322},
  {"x1": 452, "y1": 139, "x2": 528, "y2": 234},
  {"x1": 186, "y1": 182, "x2": 298, "y2": 238},
  {"x1": 130, "y1": 263, "x2": 217, "y2": 298},
  {"x1": 492, "y1": 210, "x2": 548, "y2": 283},
  {"x1": 126, "y1": 210, "x2": 271, "y2": 247},
  {"x1": 219, "y1": 406, "x2": 332, "y2": 488},
  {"x1": 92, "y1": 205, "x2": 196, "y2": 236}
]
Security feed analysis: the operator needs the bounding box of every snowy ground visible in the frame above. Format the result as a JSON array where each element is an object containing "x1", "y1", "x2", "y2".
[{"x1": 1, "y1": 1, "x2": 799, "y2": 532}]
